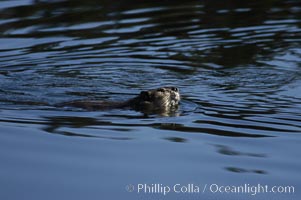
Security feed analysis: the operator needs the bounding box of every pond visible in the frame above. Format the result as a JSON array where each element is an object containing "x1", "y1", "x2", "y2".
[{"x1": 0, "y1": 0, "x2": 300, "y2": 199}]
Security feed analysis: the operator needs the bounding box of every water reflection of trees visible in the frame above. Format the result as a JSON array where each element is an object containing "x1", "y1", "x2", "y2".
[{"x1": 0, "y1": 0, "x2": 300, "y2": 68}]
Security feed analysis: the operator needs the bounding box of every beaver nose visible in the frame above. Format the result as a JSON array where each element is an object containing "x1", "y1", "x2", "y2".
[{"x1": 171, "y1": 87, "x2": 178, "y2": 92}]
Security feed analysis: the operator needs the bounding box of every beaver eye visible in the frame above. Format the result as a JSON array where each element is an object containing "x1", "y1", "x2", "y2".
[{"x1": 171, "y1": 87, "x2": 178, "y2": 92}]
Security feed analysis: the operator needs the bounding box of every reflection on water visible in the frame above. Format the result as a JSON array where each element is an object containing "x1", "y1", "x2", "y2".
[
  {"x1": 0, "y1": 0, "x2": 301, "y2": 199},
  {"x1": 225, "y1": 167, "x2": 267, "y2": 175},
  {"x1": 214, "y1": 145, "x2": 268, "y2": 175},
  {"x1": 214, "y1": 145, "x2": 266, "y2": 158}
]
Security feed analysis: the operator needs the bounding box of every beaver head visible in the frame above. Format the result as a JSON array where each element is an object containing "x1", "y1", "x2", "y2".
[{"x1": 136, "y1": 87, "x2": 180, "y2": 110}]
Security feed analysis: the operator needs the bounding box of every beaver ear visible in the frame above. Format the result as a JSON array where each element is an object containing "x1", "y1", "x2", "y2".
[{"x1": 140, "y1": 91, "x2": 151, "y2": 101}]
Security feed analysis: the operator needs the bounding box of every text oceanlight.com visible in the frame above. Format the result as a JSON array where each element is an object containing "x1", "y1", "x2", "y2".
[{"x1": 125, "y1": 183, "x2": 295, "y2": 196}]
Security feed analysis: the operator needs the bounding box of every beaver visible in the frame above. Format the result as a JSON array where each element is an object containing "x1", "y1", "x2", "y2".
[{"x1": 59, "y1": 87, "x2": 180, "y2": 113}]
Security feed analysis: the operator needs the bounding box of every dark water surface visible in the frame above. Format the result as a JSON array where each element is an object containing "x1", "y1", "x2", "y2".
[{"x1": 0, "y1": 0, "x2": 301, "y2": 199}]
